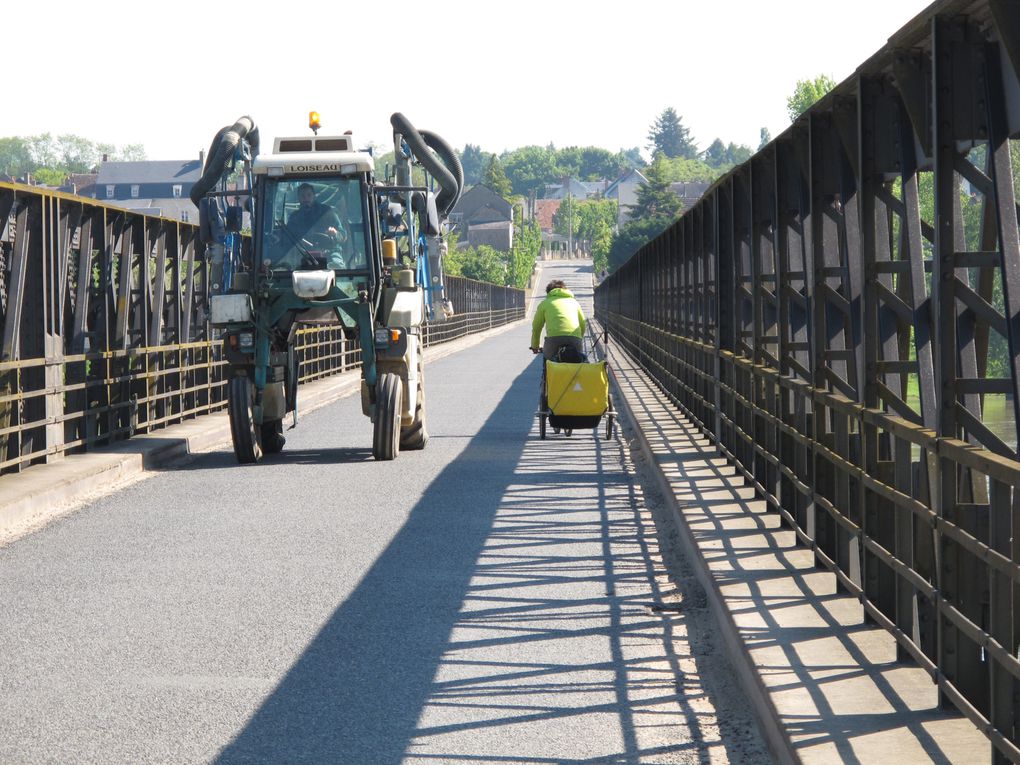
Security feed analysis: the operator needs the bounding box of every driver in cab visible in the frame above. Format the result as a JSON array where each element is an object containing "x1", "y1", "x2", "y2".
[
  {"x1": 270, "y1": 182, "x2": 349, "y2": 270},
  {"x1": 287, "y1": 183, "x2": 343, "y2": 243}
]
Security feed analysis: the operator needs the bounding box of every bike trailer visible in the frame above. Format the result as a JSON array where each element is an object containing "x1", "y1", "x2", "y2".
[{"x1": 545, "y1": 359, "x2": 609, "y2": 430}]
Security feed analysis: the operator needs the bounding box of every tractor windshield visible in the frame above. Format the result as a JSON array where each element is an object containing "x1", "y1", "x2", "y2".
[{"x1": 260, "y1": 177, "x2": 368, "y2": 272}]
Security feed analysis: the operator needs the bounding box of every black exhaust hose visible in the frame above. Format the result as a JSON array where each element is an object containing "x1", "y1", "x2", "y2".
[
  {"x1": 190, "y1": 116, "x2": 259, "y2": 206},
  {"x1": 390, "y1": 113, "x2": 460, "y2": 218},
  {"x1": 419, "y1": 129, "x2": 464, "y2": 214}
]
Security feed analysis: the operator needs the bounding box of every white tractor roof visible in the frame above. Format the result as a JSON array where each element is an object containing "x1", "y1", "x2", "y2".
[{"x1": 252, "y1": 135, "x2": 373, "y2": 175}]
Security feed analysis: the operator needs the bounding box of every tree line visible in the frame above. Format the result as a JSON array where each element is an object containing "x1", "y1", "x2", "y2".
[{"x1": 0, "y1": 133, "x2": 146, "y2": 186}]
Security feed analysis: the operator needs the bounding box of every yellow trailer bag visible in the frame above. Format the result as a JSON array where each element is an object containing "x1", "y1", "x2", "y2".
[{"x1": 546, "y1": 360, "x2": 609, "y2": 417}]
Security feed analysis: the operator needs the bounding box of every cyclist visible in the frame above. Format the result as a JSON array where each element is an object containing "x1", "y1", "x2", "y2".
[{"x1": 530, "y1": 279, "x2": 587, "y2": 360}]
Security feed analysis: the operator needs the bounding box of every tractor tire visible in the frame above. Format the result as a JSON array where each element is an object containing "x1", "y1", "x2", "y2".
[
  {"x1": 261, "y1": 418, "x2": 286, "y2": 454},
  {"x1": 228, "y1": 376, "x2": 262, "y2": 464},
  {"x1": 400, "y1": 360, "x2": 428, "y2": 450},
  {"x1": 372, "y1": 372, "x2": 403, "y2": 461}
]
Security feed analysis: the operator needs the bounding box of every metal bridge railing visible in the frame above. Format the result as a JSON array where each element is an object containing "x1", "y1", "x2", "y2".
[
  {"x1": 0, "y1": 182, "x2": 523, "y2": 476},
  {"x1": 596, "y1": 1, "x2": 1020, "y2": 761}
]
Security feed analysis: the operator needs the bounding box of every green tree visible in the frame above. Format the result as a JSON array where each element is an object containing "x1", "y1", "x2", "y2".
[
  {"x1": 703, "y1": 139, "x2": 753, "y2": 169},
  {"x1": 458, "y1": 244, "x2": 507, "y2": 284},
  {"x1": 32, "y1": 167, "x2": 67, "y2": 186},
  {"x1": 483, "y1": 155, "x2": 512, "y2": 198},
  {"x1": 629, "y1": 156, "x2": 684, "y2": 220},
  {"x1": 725, "y1": 142, "x2": 753, "y2": 165},
  {"x1": 619, "y1": 147, "x2": 646, "y2": 170},
  {"x1": 119, "y1": 144, "x2": 147, "y2": 162},
  {"x1": 554, "y1": 197, "x2": 617, "y2": 256},
  {"x1": 0, "y1": 133, "x2": 148, "y2": 185},
  {"x1": 787, "y1": 74, "x2": 837, "y2": 121},
  {"x1": 658, "y1": 155, "x2": 721, "y2": 184},
  {"x1": 553, "y1": 194, "x2": 579, "y2": 238},
  {"x1": 703, "y1": 138, "x2": 727, "y2": 167},
  {"x1": 575, "y1": 199, "x2": 617, "y2": 246},
  {"x1": 647, "y1": 107, "x2": 697, "y2": 160},
  {"x1": 608, "y1": 215, "x2": 674, "y2": 272},
  {"x1": 508, "y1": 203, "x2": 541, "y2": 289},
  {"x1": 459, "y1": 144, "x2": 487, "y2": 186},
  {"x1": 590, "y1": 219, "x2": 614, "y2": 275},
  {"x1": 501, "y1": 145, "x2": 558, "y2": 197},
  {"x1": 0, "y1": 137, "x2": 32, "y2": 177}
]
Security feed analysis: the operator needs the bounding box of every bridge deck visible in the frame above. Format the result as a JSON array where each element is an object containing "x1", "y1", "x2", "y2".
[{"x1": 0, "y1": 259, "x2": 771, "y2": 764}]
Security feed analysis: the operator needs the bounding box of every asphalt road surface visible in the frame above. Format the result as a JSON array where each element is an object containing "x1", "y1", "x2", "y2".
[{"x1": 0, "y1": 259, "x2": 770, "y2": 764}]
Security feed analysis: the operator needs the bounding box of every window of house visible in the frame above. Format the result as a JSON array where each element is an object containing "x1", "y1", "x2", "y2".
[
  {"x1": 106, "y1": 185, "x2": 115, "y2": 198},
  {"x1": 130, "y1": 185, "x2": 140, "y2": 198},
  {"x1": 172, "y1": 184, "x2": 182, "y2": 199}
]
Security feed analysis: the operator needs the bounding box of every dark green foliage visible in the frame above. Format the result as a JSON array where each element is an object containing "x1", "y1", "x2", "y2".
[
  {"x1": 609, "y1": 215, "x2": 675, "y2": 272},
  {"x1": 508, "y1": 204, "x2": 541, "y2": 289},
  {"x1": 446, "y1": 205, "x2": 540, "y2": 289},
  {"x1": 555, "y1": 146, "x2": 627, "y2": 181},
  {"x1": 703, "y1": 138, "x2": 753, "y2": 168},
  {"x1": 483, "y1": 155, "x2": 513, "y2": 198},
  {"x1": 459, "y1": 144, "x2": 488, "y2": 187},
  {"x1": 445, "y1": 241, "x2": 506, "y2": 284},
  {"x1": 619, "y1": 147, "x2": 646, "y2": 170},
  {"x1": 647, "y1": 107, "x2": 697, "y2": 160},
  {"x1": 501, "y1": 146, "x2": 558, "y2": 198},
  {"x1": 629, "y1": 157, "x2": 683, "y2": 220},
  {"x1": 499, "y1": 145, "x2": 633, "y2": 198}
]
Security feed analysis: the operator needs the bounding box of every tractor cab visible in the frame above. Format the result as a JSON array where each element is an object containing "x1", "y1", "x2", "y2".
[{"x1": 251, "y1": 136, "x2": 380, "y2": 303}]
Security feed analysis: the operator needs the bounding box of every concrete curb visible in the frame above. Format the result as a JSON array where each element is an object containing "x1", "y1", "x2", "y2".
[
  {"x1": 0, "y1": 319, "x2": 525, "y2": 543},
  {"x1": 601, "y1": 338, "x2": 797, "y2": 765}
]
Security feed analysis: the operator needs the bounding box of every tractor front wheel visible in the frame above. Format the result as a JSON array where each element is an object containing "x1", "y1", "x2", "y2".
[
  {"x1": 228, "y1": 376, "x2": 262, "y2": 464},
  {"x1": 372, "y1": 372, "x2": 403, "y2": 461}
]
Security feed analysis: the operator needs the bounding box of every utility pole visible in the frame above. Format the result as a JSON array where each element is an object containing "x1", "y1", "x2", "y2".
[{"x1": 567, "y1": 188, "x2": 573, "y2": 259}]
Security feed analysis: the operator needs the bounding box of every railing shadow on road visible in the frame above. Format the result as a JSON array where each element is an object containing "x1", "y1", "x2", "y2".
[
  {"x1": 213, "y1": 365, "x2": 541, "y2": 764},
  {"x1": 616, "y1": 370, "x2": 963, "y2": 765},
  {"x1": 213, "y1": 355, "x2": 747, "y2": 764}
]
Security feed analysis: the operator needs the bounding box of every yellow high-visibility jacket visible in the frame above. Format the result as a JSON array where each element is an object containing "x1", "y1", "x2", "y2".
[{"x1": 531, "y1": 288, "x2": 586, "y2": 347}]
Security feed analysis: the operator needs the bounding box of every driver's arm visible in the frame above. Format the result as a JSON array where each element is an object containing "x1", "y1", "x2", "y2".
[{"x1": 325, "y1": 210, "x2": 344, "y2": 240}]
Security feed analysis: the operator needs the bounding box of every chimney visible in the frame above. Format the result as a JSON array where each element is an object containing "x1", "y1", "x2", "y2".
[
  {"x1": 102, "y1": 153, "x2": 108, "y2": 162},
  {"x1": 199, "y1": 149, "x2": 205, "y2": 168}
]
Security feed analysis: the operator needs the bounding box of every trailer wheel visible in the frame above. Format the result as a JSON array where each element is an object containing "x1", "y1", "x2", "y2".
[
  {"x1": 372, "y1": 372, "x2": 402, "y2": 461},
  {"x1": 400, "y1": 359, "x2": 428, "y2": 450},
  {"x1": 539, "y1": 389, "x2": 548, "y2": 439},
  {"x1": 228, "y1": 376, "x2": 262, "y2": 464},
  {"x1": 261, "y1": 418, "x2": 286, "y2": 454}
]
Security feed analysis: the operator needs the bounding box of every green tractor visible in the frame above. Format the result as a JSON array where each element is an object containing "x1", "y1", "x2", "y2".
[{"x1": 192, "y1": 113, "x2": 463, "y2": 462}]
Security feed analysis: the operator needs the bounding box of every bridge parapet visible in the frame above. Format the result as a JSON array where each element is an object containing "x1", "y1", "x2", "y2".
[{"x1": 596, "y1": 0, "x2": 1020, "y2": 760}]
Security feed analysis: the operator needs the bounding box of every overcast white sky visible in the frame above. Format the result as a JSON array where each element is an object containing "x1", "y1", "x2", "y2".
[{"x1": 7, "y1": 0, "x2": 932, "y2": 162}]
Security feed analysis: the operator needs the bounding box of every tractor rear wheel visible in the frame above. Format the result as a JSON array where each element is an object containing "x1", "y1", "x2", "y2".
[
  {"x1": 261, "y1": 419, "x2": 286, "y2": 454},
  {"x1": 228, "y1": 376, "x2": 262, "y2": 464},
  {"x1": 400, "y1": 360, "x2": 428, "y2": 450},
  {"x1": 372, "y1": 372, "x2": 403, "y2": 461}
]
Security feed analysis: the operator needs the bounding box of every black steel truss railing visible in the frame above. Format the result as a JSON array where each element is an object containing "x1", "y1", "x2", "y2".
[
  {"x1": 0, "y1": 183, "x2": 524, "y2": 474},
  {"x1": 596, "y1": 0, "x2": 1020, "y2": 760}
]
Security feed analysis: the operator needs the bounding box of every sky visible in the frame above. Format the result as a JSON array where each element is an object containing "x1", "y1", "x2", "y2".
[{"x1": 6, "y1": 0, "x2": 934, "y2": 163}]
